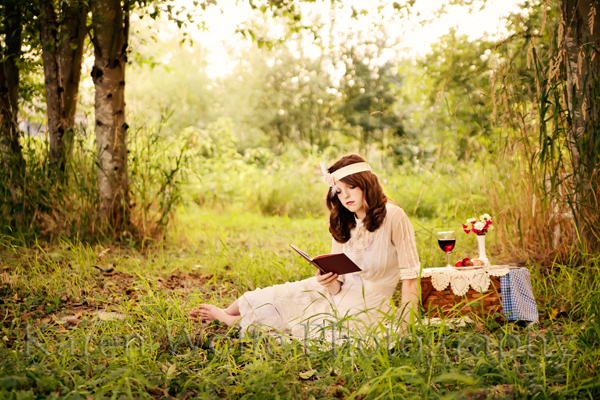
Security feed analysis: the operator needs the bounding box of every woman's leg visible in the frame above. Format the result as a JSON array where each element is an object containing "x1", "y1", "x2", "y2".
[
  {"x1": 224, "y1": 299, "x2": 240, "y2": 316},
  {"x1": 196, "y1": 304, "x2": 239, "y2": 326},
  {"x1": 188, "y1": 299, "x2": 241, "y2": 326}
]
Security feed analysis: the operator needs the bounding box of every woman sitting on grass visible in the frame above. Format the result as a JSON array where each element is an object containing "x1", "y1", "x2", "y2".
[{"x1": 189, "y1": 154, "x2": 420, "y2": 337}]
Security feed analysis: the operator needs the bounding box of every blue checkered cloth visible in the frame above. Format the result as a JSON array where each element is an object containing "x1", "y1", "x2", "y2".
[{"x1": 500, "y1": 268, "x2": 539, "y2": 322}]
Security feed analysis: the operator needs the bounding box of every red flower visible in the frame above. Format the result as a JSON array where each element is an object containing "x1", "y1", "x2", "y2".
[{"x1": 462, "y1": 223, "x2": 471, "y2": 234}]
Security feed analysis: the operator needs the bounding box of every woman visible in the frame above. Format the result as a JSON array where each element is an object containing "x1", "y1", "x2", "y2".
[{"x1": 189, "y1": 154, "x2": 420, "y2": 337}]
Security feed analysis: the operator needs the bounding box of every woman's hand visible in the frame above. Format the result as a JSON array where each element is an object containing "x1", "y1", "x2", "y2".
[{"x1": 315, "y1": 270, "x2": 342, "y2": 295}]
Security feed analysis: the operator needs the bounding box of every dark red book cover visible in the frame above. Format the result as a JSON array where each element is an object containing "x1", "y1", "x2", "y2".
[{"x1": 290, "y1": 245, "x2": 362, "y2": 275}]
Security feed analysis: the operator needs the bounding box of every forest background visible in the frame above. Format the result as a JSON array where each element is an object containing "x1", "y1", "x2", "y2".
[{"x1": 1, "y1": 0, "x2": 600, "y2": 398}]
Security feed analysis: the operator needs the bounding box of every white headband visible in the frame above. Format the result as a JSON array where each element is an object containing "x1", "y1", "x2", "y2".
[{"x1": 320, "y1": 161, "x2": 372, "y2": 193}]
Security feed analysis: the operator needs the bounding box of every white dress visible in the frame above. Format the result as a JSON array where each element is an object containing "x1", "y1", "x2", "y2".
[{"x1": 237, "y1": 203, "x2": 420, "y2": 337}]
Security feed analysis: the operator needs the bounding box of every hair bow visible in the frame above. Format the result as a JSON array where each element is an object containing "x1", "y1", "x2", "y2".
[{"x1": 320, "y1": 161, "x2": 337, "y2": 195}]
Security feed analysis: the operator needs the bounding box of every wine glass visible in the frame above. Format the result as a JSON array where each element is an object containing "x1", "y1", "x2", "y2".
[{"x1": 437, "y1": 231, "x2": 456, "y2": 268}]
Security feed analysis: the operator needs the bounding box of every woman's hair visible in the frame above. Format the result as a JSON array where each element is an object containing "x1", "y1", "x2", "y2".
[{"x1": 326, "y1": 154, "x2": 388, "y2": 243}]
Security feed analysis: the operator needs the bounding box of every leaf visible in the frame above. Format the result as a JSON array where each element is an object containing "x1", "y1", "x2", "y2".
[
  {"x1": 148, "y1": 387, "x2": 168, "y2": 396},
  {"x1": 51, "y1": 315, "x2": 67, "y2": 325},
  {"x1": 65, "y1": 317, "x2": 81, "y2": 325},
  {"x1": 432, "y1": 372, "x2": 477, "y2": 385},
  {"x1": 97, "y1": 248, "x2": 110, "y2": 259},
  {"x1": 0, "y1": 376, "x2": 29, "y2": 390},
  {"x1": 299, "y1": 369, "x2": 317, "y2": 380},
  {"x1": 167, "y1": 364, "x2": 177, "y2": 376}
]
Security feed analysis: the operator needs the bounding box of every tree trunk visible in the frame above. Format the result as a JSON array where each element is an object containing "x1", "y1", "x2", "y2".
[
  {"x1": 39, "y1": 0, "x2": 87, "y2": 173},
  {"x1": 0, "y1": 56, "x2": 25, "y2": 199},
  {"x1": 90, "y1": 0, "x2": 130, "y2": 230},
  {"x1": 562, "y1": 0, "x2": 600, "y2": 167},
  {"x1": 0, "y1": 1, "x2": 25, "y2": 202},
  {"x1": 39, "y1": 0, "x2": 67, "y2": 172},
  {"x1": 561, "y1": 0, "x2": 600, "y2": 245},
  {"x1": 4, "y1": 2, "x2": 20, "y2": 124},
  {"x1": 60, "y1": 1, "x2": 88, "y2": 132}
]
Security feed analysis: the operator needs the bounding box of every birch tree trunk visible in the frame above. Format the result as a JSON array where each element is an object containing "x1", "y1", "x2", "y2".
[{"x1": 90, "y1": 0, "x2": 130, "y2": 230}]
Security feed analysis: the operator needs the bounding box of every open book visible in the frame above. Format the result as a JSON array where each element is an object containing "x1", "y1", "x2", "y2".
[{"x1": 290, "y1": 244, "x2": 362, "y2": 275}]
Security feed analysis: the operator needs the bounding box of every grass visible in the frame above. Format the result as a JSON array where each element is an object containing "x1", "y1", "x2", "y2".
[{"x1": 1, "y1": 205, "x2": 599, "y2": 399}]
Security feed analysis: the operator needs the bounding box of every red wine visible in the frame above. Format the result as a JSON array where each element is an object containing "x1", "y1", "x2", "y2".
[{"x1": 438, "y1": 239, "x2": 455, "y2": 253}]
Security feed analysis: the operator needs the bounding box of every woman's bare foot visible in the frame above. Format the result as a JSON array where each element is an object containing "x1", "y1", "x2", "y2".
[{"x1": 189, "y1": 304, "x2": 240, "y2": 326}]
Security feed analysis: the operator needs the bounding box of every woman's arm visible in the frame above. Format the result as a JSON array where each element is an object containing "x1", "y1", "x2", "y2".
[
  {"x1": 399, "y1": 278, "x2": 419, "y2": 327},
  {"x1": 387, "y1": 207, "x2": 421, "y2": 330}
]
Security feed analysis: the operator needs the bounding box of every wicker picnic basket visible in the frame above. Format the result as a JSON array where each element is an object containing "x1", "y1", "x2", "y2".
[{"x1": 420, "y1": 275, "x2": 504, "y2": 321}]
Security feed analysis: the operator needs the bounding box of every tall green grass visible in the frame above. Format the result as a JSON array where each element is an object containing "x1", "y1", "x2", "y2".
[
  {"x1": 1, "y1": 209, "x2": 599, "y2": 398},
  {"x1": 0, "y1": 117, "x2": 190, "y2": 244}
]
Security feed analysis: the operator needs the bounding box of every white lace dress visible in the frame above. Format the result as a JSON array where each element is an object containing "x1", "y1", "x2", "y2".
[{"x1": 236, "y1": 203, "x2": 420, "y2": 337}]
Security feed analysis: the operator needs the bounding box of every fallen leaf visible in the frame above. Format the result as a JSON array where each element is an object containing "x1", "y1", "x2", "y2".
[
  {"x1": 299, "y1": 369, "x2": 317, "y2": 380},
  {"x1": 19, "y1": 311, "x2": 33, "y2": 321},
  {"x1": 97, "y1": 248, "x2": 110, "y2": 259},
  {"x1": 94, "y1": 311, "x2": 126, "y2": 321},
  {"x1": 65, "y1": 317, "x2": 80, "y2": 325},
  {"x1": 148, "y1": 387, "x2": 167, "y2": 396},
  {"x1": 51, "y1": 315, "x2": 67, "y2": 325}
]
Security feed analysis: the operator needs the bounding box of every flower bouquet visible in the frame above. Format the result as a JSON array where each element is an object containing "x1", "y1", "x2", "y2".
[
  {"x1": 462, "y1": 214, "x2": 493, "y2": 236},
  {"x1": 462, "y1": 214, "x2": 493, "y2": 265}
]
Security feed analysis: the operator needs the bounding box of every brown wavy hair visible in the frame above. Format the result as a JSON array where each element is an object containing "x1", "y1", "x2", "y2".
[{"x1": 326, "y1": 154, "x2": 388, "y2": 243}]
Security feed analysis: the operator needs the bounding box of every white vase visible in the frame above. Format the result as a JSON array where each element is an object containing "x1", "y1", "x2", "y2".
[{"x1": 477, "y1": 235, "x2": 489, "y2": 265}]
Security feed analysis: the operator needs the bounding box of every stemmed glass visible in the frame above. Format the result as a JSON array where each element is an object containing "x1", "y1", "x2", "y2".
[{"x1": 437, "y1": 231, "x2": 456, "y2": 268}]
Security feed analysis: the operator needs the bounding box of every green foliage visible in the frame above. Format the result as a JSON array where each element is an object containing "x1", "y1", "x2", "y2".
[
  {"x1": 337, "y1": 33, "x2": 405, "y2": 150},
  {"x1": 127, "y1": 34, "x2": 217, "y2": 134},
  {"x1": 419, "y1": 30, "x2": 496, "y2": 161}
]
